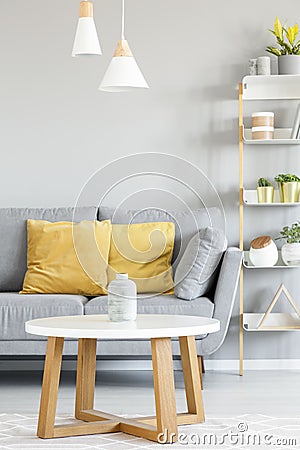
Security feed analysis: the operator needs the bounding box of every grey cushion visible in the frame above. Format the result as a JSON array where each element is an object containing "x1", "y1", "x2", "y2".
[
  {"x1": 175, "y1": 227, "x2": 226, "y2": 300},
  {"x1": 0, "y1": 293, "x2": 89, "y2": 340},
  {"x1": 84, "y1": 294, "x2": 214, "y2": 318},
  {"x1": 201, "y1": 247, "x2": 242, "y2": 356},
  {"x1": 98, "y1": 206, "x2": 224, "y2": 271},
  {"x1": 0, "y1": 206, "x2": 97, "y2": 292}
]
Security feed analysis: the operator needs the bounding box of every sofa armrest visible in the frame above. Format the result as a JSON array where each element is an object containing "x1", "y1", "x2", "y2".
[{"x1": 200, "y1": 247, "x2": 242, "y2": 356}]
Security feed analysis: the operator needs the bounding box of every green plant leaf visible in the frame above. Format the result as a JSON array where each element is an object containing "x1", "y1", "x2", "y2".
[
  {"x1": 266, "y1": 46, "x2": 282, "y2": 56},
  {"x1": 274, "y1": 16, "x2": 283, "y2": 40},
  {"x1": 274, "y1": 173, "x2": 300, "y2": 182},
  {"x1": 282, "y1": 42, "x2": 293, "y2": 54},
  {"x1": 286, "y1": 24, "x2": 299, "y2": 46},
  {"x1": 257, "y1": 177, "x2": 273, "y2": 187},
  {"x1": 268, "y1": 19, "x2": 300, "y2": 54},
  {"x1": 278, "y1": 221, "x2": 300, "y2": 243},
  {"x1": 287, "y1": 26, "x2": 296, "y2": 45}
]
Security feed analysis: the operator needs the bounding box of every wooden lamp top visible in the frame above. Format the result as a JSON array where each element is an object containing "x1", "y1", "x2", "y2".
[
  {"x1": 250, "y1": 235, "x2": 272, "y2": 249},
  {"x1": 79, "y1": 1, "x2": 93, "y2": 18},
  {"x1": 113, "y1": 40, "x2": 133, "y2": 57}
]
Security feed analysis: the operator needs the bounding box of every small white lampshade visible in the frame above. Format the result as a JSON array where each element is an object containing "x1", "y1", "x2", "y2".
[
  {"x1": 72, "y1": 2, "x2": 102, "y2": 57},
  {"x1": 99, "y1": 57, "x2": 149, "y2": 92},
  {"x1": 99, "y1": 40, "x2": 149, "y2": 92}
]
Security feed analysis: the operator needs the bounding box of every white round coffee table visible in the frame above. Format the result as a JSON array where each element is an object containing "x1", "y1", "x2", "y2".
[{"x1": 26, "y1": 314, "x2": 219, "y2": 444}]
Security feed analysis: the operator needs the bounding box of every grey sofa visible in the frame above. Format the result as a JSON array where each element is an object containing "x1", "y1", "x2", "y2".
[{"x1": 0, "y1": 206, "x2": 242, "y2": 358}]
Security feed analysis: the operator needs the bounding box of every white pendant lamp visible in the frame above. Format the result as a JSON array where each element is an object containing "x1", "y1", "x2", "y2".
[
  {"x1": 72, "y1": 1, "x2": 102, "y2": 57},
  {"x1": 99, "y1": 0, "x2": 149, "y2": 92}
]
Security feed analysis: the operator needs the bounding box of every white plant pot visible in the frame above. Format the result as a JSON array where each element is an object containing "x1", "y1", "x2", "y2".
[
  {"x1": 249, "y1": 240, "x2": 278, "y2": 266},
  {"x1": 278, "y1": 55, "x2": 300, "y2": 75},
  {"x1": 281, "y1": 243, "x2": 300, "y2": 266}
]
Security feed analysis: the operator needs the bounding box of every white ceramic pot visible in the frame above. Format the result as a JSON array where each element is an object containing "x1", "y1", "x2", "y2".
[
  {"x1": 281, "y1": 243, "x2": 300, "y2": 266},
  {"x1": 278, "y1": 55, "x2": 300, "y2": 75},
  {"x1": 249, "y1": 240, "x2": 278, "y2": 266}
]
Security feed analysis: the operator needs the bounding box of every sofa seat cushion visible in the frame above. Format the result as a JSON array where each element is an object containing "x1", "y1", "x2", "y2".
[
  {"x1": 0, "y1": 293, "x2": 88, "y2": 340},
  {"x1": 85, "y1": 294, "x2": 214, "y2": 318}
]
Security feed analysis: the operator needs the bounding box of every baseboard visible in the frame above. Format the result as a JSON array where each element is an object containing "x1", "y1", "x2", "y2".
[
  {"x1": 205, "y1": 359, "x2": 300, "y2": 370},
  {"x1": 0, "y1": 359, "x2": 300, "y2": 371}
]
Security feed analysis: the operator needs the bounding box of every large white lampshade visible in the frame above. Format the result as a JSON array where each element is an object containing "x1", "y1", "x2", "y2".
[
  {"x1": 72, "y1": 1, "x2": 102, "y2": 57},
  {"x1": 99, "y1": 40, "x2": 149, "y2": 92}
]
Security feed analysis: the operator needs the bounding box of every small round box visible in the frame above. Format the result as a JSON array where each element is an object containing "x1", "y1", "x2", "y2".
[
  {"x1": 252, "y1": 112, "x2": 274, "y2": 127},
  {"x1": 252, "y1": 126, "x2": 274, "y2": 140}
]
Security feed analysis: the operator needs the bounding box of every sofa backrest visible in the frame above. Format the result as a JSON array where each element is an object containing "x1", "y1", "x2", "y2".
[
  {"x1": 98, "y1": 206, "x2": 225, "y2": 272},
  {"x1": 0, "y1": 207, "x2": 97, "y2": 292},
  {"x1": 0, "y1": 205, "x2": 225, "y2": 292}
]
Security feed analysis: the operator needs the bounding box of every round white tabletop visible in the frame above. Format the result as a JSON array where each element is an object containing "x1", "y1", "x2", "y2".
[{"x1": 25, "y1": 314, "x2": 220, "y2": 340}]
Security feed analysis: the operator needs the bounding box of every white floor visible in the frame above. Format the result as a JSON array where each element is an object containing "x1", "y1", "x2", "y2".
[{"x1": 0, "y1": 369, "x2": 299, "y2": 417}]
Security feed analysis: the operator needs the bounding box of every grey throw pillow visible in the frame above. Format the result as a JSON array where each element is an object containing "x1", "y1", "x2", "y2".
[{"x1": 174, "y1": 227, "x2": 226, "y2": 300}]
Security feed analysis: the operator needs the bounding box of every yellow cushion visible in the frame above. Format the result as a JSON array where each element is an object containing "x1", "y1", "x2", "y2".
[
  {"x1": 20, "y1": 219, "x2": 112, "y2": 295},
  {"x1": 107, "y1": 222, "x2": 175, "y2": 293}
]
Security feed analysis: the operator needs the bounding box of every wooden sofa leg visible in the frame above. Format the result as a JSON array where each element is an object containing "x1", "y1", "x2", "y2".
[
  {"x1": 200, "y1": 355, "x2": 205, "y2": 373},
  {"x1": 197, "y1": 356, "x2": 203, "y2": 390}
]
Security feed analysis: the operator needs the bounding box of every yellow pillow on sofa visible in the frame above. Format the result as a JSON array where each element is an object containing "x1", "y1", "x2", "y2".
[
  {"x1": 107, "y1": 222, "x2": 175, "y2": 293},
  {"x1": 20, "y1": 219, "x2": 112, "y2": 295}
]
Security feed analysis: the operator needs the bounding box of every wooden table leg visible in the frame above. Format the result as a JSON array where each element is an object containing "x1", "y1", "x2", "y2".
[
  {"x1": 37, "y1": 335, "x2": 205, "y2": 442},
  {"x1": 37, "y1": 337, "x2": 64, "y2": 438},
  {"x1": 197, "y1": 356, "x2": 203, "y2": 390},
  {"x1": 151, "y1": 337, "x2": 178, "y2": 444},
  {"x1": 75, "y1": 338, "x2": 97, "y2": 419},
  {"x1": 179, "y1": 336, "x2": 205, "y2": 422}
]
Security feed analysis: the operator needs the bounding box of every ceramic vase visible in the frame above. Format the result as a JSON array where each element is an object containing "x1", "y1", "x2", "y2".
[
  {"x1": 281, "y1": 243, "x2": 300, "y2": 266},
  {"x1": 108, "y1": 273, "x2": 137, "y2": 322},
  {"x1": 249, "y1": 240, "x2": 278, "y2": 266}
]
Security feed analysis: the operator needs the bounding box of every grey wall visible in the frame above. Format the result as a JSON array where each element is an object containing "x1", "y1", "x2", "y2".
[{"x1": 1, "y1": 0, "x2": 300, "y2": 360}]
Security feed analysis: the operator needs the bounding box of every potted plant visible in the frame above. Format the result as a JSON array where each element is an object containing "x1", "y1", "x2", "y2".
[
  {"x1": 276, "y1": 222, "x2": 300, "y2": 265},
  {"x1": 257, "y1": 178, "x2": 274, "y2": 203},
  {"x1": 266, "y1": 17, "x2": 300, "y2": 74},
  {"x1": 274, "y1": 173, "x2": 300, "y2": 202}
]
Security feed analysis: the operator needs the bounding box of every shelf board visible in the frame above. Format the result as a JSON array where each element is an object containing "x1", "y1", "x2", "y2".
[
  {"x1": 243, "y1": 189, "x2": 300, "y2": 206},
  {"x1": 243, "y1": 313, "x2": 300, "y2": 331},
  {"x1": 243, "y1": 127, "x2": 300, "y2": 145},
  {"x1": 243, "y1": 251, "x2": 300, "y2": 269},
  {"x1": 242, "y1": 75, "x2": 300, "y2": 100}
]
